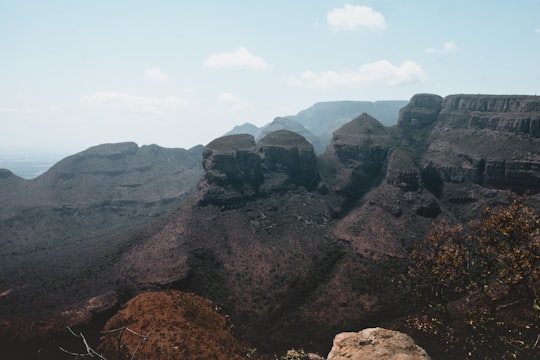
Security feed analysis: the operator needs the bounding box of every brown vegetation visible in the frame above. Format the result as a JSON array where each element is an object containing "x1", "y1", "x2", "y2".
[
  {"x1": 404, "y1": 196, "x2": 540, "y2": 359},
  {"x1": 97, "y1": 290, "x2": 250, "y2": 360}
]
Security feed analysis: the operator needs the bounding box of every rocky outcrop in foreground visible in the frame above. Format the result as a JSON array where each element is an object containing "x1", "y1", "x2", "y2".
[
  {"x1": 327, "y1": 328, "x2": 430, "y2": 360},
  {"x1": 95, "y1": 290, "x2": 429, "y2": 360}
]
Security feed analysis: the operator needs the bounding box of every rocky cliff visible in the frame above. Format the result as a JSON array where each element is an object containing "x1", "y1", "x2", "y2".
[
  {"x1": 197, "y1": 130, "x2": 320, "y2": 206},
  {"x1": 2, "y1": 94, "x2": 539, "y2": 359},
  {"x1": 410, "y1": 94, "x2": 540, "y2": 197}
]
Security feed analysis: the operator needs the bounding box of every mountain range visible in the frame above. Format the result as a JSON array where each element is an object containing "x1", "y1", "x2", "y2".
[{"x1": 1, "y1": 94, "x2": 539, "y2": 358}]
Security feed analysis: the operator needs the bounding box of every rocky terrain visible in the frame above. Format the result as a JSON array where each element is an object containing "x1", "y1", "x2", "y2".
[
  {"x1": 1, "y1": 94, "x2": 539, "y2": 358},
  {"x1": 0, "y1": 142, "x2": 203, "y2": 345}
]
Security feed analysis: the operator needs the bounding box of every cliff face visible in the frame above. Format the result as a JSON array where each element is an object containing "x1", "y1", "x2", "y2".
[
  {"x1": 197, "y1": 130, "x2": 320, "y2": 206},
  {"x1": 329, "y1": 113, "x2": 392, "y2": 200},
  {"x1": 416, "y1": 94, "x2": 540, "y2": 195},
  {"x1": 439, "y1": 94, "x2": 540, "y2": 137},
  {"x1": 2, "y1": 94, "x2": 540, "y2": 358},
  {"x1": 398, "y1": 93, "x2": 443, "y2": 129}
]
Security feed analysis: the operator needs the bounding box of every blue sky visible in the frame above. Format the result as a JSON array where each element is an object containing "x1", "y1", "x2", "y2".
[{"x1": 1, "y1": 0, "x2": 539, "y2": 155}]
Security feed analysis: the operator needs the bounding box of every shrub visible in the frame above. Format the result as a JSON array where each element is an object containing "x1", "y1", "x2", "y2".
[{"x1": 405, "y1": 196, "x2": 540, "y2": 359}]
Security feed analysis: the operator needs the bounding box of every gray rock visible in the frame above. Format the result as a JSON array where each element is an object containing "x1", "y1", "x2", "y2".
[
  {"x1": 398, "y1": 94, "x2": 443, "y2": 128},
  {"x1": 259, "y1": 129, "x2": 320, "y2": 191},
  {"x1": 438, "y1": 94, "x2": 540, "y2": 137},
  {"x1": 331, "y1": 113, "x2": 391, "y2": 196},
  {"x1": 198, "y1": 131, "x2": 320, "y2": 205},
  {"x1": 327, "y1": 328, "x2": 430, "y2": 360}
]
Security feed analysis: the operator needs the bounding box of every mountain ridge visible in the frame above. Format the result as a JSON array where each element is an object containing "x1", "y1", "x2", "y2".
[{"x1": 1, "y1": 93, "x2": 539, "y2": 357}]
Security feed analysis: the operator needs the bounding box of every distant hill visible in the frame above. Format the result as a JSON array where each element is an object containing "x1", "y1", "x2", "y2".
[
  {"x1": 288, "y1": 99, "x2": 407, "y2": 133},
  {"x1": 224, "y1": 100, "x2": 408, "y2": 153},
  {"x1": 224, "y1": 122, "x2": 261, "y2": 138}
]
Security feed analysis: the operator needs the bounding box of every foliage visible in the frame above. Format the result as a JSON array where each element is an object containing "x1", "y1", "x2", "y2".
[{"x1": 405, "y1": 196, "x2": 540, "y2": 359}]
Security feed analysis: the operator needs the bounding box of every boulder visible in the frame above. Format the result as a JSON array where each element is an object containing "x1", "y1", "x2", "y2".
[{"x1": 327, "y1": 328, "x2": 430, "y2": 360}]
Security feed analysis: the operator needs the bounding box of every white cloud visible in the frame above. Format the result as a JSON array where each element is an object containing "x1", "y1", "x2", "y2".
[
  {"x1": 536, "y1": 28, "x2": 540, "y2": 34},
  {"x1": 218, "y1": 92, "x2": 250, "y2": 111},
  {"x1": 327, "y1": 5, "x2": 385, "y2": 31},
  {"x1": 80, "y1": 91, "x2": 189, "y2": 112},
  {"x1": 144, "y1": 68, "x2": 168, "y2": 82},
  {"x1": 204, "y1": 47, "x2": 269, "y2": 69},
  {"x1": 0, "y1": 107, "x2": 16, "y2": 113},
  {"x1": 287, "y1": 60, "x2": 426, "y2": 88},
  {"x1": 426, "y1": 41, "x2": 459, "y2": 54}
]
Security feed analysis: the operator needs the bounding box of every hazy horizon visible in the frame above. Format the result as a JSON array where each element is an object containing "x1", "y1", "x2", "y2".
[{"x1": 2, "y1": 1, "x2": 540, "y2": 155}]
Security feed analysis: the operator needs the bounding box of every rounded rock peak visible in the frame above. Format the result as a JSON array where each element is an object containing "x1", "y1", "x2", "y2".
[
  {"x1": 258, "y1": 129, "x2": 313, "y2": 148},
  {"x1": 205, "y1": 134, "x2": 256, "y2": 152},
  {"x1": 334, "y1": 113, "x2": 386, "y2": 137}
]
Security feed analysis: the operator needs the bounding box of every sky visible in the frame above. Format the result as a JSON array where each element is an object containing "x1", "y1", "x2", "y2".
[{"x1": 1, "y1": 0, "x2": 539, "y2": 157}]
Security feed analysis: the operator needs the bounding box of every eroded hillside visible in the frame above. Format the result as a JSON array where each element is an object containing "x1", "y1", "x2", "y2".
[{"x1": 1, "y1": 94, "x2": 539, "y2": 358}]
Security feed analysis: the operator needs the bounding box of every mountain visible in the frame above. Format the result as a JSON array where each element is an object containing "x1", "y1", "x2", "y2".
[
  {"x1": 286, "y1": 100, "x2": 408, "y2": 147},
  {"x1": 0, "y1": 142, "x2": 203, "y2": 345},
  {"x1": 117, "y1": 94, "x2": 540, "y2": 353},
  {"x1": 224, "y1": 122, "x2": 261, "y2": 138},
  {"x1": 1, "y1": 94, "x2": 539, "y2": 357},
  {"x1": 223, "y1": 100, "x2": 408, "y2": 155}
]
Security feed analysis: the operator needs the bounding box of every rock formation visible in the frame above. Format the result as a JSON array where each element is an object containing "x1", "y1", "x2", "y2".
[
  {"x1": 198, "y1": 130, "x2": 320, "y2": 205},
  {"x1": 198, "y1": 134, "x2": 263, "y2": 206},
  {"x1": 258, "y1": 117, "x2": 325, "y2": 154},
  {"x1": 287, "y1": 100, "x2": 408, "y2": 150},
  {"x1": 258, "y1": 130, "x2": 320, "y2": 191},
  {"x1": 438, "y1": 94, "x2": 540, "y2": 137},
  {"x1": 321, "y1": 113, "x2": 393, "y2": 214},
  {"x1": 327, "y1": 328, "x2": 430, "y2": 360},
  {"x1": 398, "y1": 93, "x2": 443, "y2": 129},
  {"x1": 417, "y1": 94, "x2": 540, "y2": 195},
  {"x1": 2, "y1": 93, "x2": 540, "y2": 359}
]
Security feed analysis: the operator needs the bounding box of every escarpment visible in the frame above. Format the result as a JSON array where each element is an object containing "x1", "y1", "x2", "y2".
[
  {"x1": 414, "y1": 94, "x2": 540, "y2": 195},
  {"x1": 438, "y1": 94, "x2": 540, "y2": 137},
  {"x1": 2, "y1": 93, "x2": 540, "y2": 358}
]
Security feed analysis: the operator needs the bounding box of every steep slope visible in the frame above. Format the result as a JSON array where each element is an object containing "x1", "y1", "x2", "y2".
[
  {"x1": 119, "y1": 95, "x2": 540, "y2": 354},
  {"x1": 2, "y1": 94, "x2": 539, "y2": 358},
  {"x1": 119, "y1": 126, "x2": 440, "y2": 353},
  {"x1": 0, "y1": 142, "x2": 203, "y2": 345}
]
